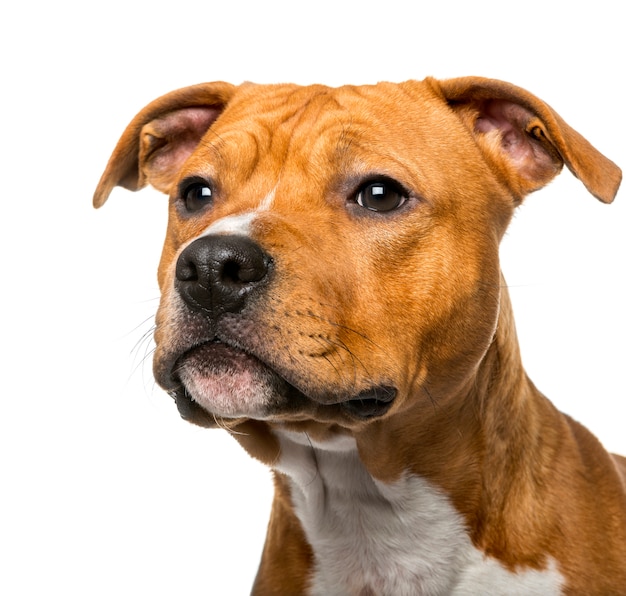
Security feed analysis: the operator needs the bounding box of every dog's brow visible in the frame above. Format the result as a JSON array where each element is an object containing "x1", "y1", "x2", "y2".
[
  {"x1": 333, "y1": 133, "x2": 424, "y2": 193},
  {"x1": 335, "y1": 124, "x2": 358, "y2": 159}
]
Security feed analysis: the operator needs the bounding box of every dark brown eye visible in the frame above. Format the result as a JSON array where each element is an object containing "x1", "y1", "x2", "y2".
[
  {"x1": 355, "y1": 180, "x2": 407, "y2": 212},
  {"x1": 182, "y1": 182, "x2": 213, "y2": 213}
]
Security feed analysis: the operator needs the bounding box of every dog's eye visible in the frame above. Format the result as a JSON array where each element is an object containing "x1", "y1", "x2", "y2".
[
  {"x1": 355, "y1": 180, "x2": 407, "y2": 212},
  {"x1": 182, "y1": 182, "x2": 213, "y2": 213}
]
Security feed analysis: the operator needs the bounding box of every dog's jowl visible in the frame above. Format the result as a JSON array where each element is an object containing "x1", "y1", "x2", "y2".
[{"x1": 95, "y1": 77, "x2": 625, "y2": 594}]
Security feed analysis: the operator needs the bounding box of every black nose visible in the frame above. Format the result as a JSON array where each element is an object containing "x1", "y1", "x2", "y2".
[{"x1": 175, "y1": 235, "x2": 272, "y2": 316}]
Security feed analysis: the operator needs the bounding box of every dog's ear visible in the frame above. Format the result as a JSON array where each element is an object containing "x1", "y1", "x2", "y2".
[
  {"x1": 93, "y1": 82, "x2": 236, "y2": 208},
  {"x1": 431, "y1": 77, "x2": 621, "y2": 203}
]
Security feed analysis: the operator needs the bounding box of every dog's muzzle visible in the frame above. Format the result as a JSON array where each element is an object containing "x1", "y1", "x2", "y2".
[{"x1": 159, "y1": 234, "x2": 396, "y2": 424}]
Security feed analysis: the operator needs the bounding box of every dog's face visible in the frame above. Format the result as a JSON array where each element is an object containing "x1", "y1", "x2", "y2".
[
  {"x1": 94, "y1": 78, "x2": 619, "y2": 435},
  {"x1": 152, "y1": 82, "x2": 507, "y2": 430}
]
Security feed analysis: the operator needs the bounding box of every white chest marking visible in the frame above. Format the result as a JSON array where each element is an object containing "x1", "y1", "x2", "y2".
[{"x1": 274, "y1": 430, "x2": 564, "y2": 596}]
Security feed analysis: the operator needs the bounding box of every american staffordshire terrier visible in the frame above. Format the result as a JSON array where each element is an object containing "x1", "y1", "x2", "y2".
[{"x1": 95, "y1": 77, "x2": 625, "y2": 594}]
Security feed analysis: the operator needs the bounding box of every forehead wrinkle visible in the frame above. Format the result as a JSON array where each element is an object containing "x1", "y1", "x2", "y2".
[
  {"x1": 270, "y1": 92, "x2": 340, "y2": 163},
  {"x1": 212, "y1": 91, "x2": 346, "y2": 189},
  {"x1": 334, "y1": 120, "x2": 361, "y2": 165},
  {"x1": 272, "y1": 95, "x2": 352, "y2": 182},
  {"x1": 197, "y1": 127, "x2": 226, "y2": 163},
  {"x1": 211, "y1": 87, "x2": 333, "y2": 181},
  {"x1": 192, "y1": 89, "x2": 356, "y2": 192},
  {"x1": 197, "y1": 126, "x2": 263, "y2": 184}
]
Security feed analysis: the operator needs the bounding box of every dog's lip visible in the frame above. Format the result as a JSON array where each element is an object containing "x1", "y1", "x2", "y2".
[
  {"x1": 163, "y1": 339, "x2": 397, "y2": 421},
  {"x1": 340, "y1": 386, "x2": 397, "y2": 419},
  {"x1": 165, "y1": 338, "x2": 264, "y2": 392}
]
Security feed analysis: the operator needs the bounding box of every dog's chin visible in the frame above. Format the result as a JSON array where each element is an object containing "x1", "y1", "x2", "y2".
[
  {"x1": 166, "y1": 341, "x2": 397, "y2": 427},
  {"x1": 172, "y1": 342, "x2": 290, "y2": 423}
]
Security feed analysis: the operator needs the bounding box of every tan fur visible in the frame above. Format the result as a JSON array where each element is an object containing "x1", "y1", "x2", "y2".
[{"x1": 95, "y1": 77, "x2": 625, "y2": 593}]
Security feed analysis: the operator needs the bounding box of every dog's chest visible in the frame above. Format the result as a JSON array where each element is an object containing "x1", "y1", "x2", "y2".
[{"x1": 275, "y1": 430, "x2": 564, "y2": 596}]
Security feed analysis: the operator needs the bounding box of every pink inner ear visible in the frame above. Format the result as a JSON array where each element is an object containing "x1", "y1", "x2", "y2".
[
  {"x1": 153, "y1": 106, "x2": 222, "y2": 139},
  {"x1": 473, "y1": 99, "x2": 560, "y2": 184},
  {"x1": 475, "y1": 101, "x2": 535, "y2": 161},
  {"x1": 141, "y1": 106, "x2": 223, "y2": 190}
]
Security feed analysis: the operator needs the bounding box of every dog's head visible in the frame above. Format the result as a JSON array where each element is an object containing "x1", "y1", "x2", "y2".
[{"x1": 95, "y1": 78, "x2": 620, "y2": 439}]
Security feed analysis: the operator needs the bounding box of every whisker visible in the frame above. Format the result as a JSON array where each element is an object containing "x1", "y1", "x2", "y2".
[
  {"x1": 304, "y1": 432, "x2": 321, "y2": 486},
  {"x1": 122, "y1": 310, "x2": 158, "y2": 389},
  {"x1": 308, "y1": 336, "x2": 344, "y2": 381},
  {"x1": 320, "y1": 336, "x2": 363, "y2": 389},
  {"x1": 424, "y1": 384, "x2": 439, "y2": 411},
  {"x1": 223, "y1": 421, "x2": 251, "y2": 437},
  {"x1": 307, "y1": 308, "x2": 381, "y2": 349},
  {"x1": 131, "y1": 324, "x2": 156, "y2": 358}
]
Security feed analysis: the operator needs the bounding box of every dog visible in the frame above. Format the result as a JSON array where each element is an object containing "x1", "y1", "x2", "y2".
[{"x1": 94, "y1": 77, "x2": 626, "y2": 594}]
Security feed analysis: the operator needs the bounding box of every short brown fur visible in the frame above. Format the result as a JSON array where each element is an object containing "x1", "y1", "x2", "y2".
[{"x1": 95, "y1": 77, "x2": 625, "y2": 593}]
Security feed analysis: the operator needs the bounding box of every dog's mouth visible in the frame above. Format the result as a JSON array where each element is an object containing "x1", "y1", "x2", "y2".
[{"x1": 163, "y1": 340, "x2": 396, "y2": 426}]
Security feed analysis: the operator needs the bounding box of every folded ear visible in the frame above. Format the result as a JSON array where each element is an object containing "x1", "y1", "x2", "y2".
[
  {"x1": 93, "y1": 82, "x2": 236, "y2": 208},
  {"x1": 431, "y1": 76, "x2": 621, "y2": 203}
]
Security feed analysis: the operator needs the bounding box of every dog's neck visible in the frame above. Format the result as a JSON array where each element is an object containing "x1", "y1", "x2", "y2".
[
  {"x1": 273, "y1": 429, "x2": 481, "y2": 594},
  {"x1": 272, "y1": 341, "x2": 565, "y2": 594}
]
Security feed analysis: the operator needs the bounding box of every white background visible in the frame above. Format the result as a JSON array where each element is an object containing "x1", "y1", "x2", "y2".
[{"x1": 2, "y1": 1, "x2": 624, "y2": 594}]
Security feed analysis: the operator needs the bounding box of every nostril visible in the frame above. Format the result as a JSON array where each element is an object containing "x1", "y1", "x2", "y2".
[
  {"x1": 176, "y1": 256, "x2": 199, "y2": 283},
  {"x1": 223, "y1": 255, "x2": 269, "y2": 284},
  {"x1": 221, "y1": 260, "x2": 241, "y2": 284}
]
